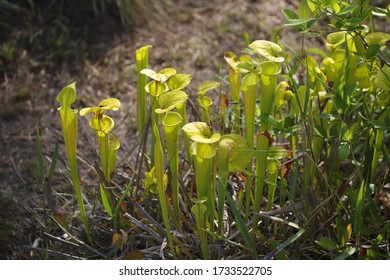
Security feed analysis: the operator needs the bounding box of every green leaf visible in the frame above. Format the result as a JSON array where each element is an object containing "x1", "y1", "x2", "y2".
[
  {"x1": 224, "y1": 52, "x2": 239, "y2": 71},
  {"x1": 337, "y1": 4, "x2": 358, "y2": 16},
  {"x1": 315, "y1": 114, "x2": 337, "y2": 121},
  {"x1": 282, "y1": 9, "x2": 300, "y2": 20},
  {"x1": 140, "y1": 68, "x2": 176, "y2": 82},
  {"x1": 191, "y1": 202, "x2": 207, "y2": 218},
  {"x1": 268, "y1": 146, "x2": 288, "y2": 160},
  {"x1": 155, "y1": 90, "x2": 188, "y2": 114},
  {"x1": 241, "y1": 72, "x2": 259, "y2": 91},
  {"x1": 372, "y1": 7, "x2": 389, "y2": 17},
  {"x1": 298, "y1": 0, "x2": 311, "y2": 18},
  {"x1": 313, "y1": 123, "x2": 326, "y2": 139},
  {"x1": 100, "y1": 183, "x2": 113, "y2": 217},
  {"x1": 273, "y1": 229, "x2": 306, "y2": 255},
  {"x1": 159, "y1": 68, "x2": 177, "y2": 80},
  {"x1": 316, "y1": 237, "x2": 338, "y2": 251},
  {"x1": 190, "y1": 142, "x2": 216, "y2": 159},
  {"x1": 365, "y1": 32, "x2": 390, "y2": 46},
  {"x1": 282, "y1": 8, "x2": 317, "y2": 32},
  {"x1": 79, "y1": 98, "x2": 121, "y2": 116},
  {"x1": 145, "y1": 80, "x2": 169, "y2": 96},
  {"x1": 284, "y1": 17, "x2": 317, "y2": 28},
  {"x1": 308, "y1": 47, "x2": 328, "y2": 58},
  {"x1": 219, "y1": 134, "x2": 253, "y2": 172},
  {"x1": 338, "y1": 142, "x2": 350, "y2": 160},
  {"x1": 260, "y1": 114, "x2": 284, "y2": 130},
  {"x1": 306, "y1": 0, "x2": 317, "y2": 12},
  {"x1": 248, "y1": 40, "x2": 285, "y2": 63},
  {"x1": 56, "y1": 81, "x2": 77, "y2": 110},
  {"x1": 370, "y1": 120, "x2": 389, "y2": 131},
  {"x1": 335, "y1": 247, "x2": 356, "y2": 260},
  {"x1": 182, "y1": 122, "x2": 221, "y2": 144},
  {"x1": 274, "y1": 81, "x2": 290, "y2": 106},
  {"x1": 197, "y1": 95, "x2": 213, "y2": 109},
  {"x1": 376, "y1": 65, "x2": 390, "y2": 91},
  {"x1": 140, "y1": 69, "x2": 159, "y2": 80},
  {"x1": 237, "y1": 61, "x2": 258, "y2": 74},
  {"x1": 326, "y1": 31, "x2": 349, "y2": 48},
  {"x1": 167, "y1": 73, "x2": 192, "y2": 90},
  {"x1": 378, "y1": 91, "x2": 389, "y2": 108},
  {"x1": 197, "y1": 80, "x2": 220, "y2": 96},
  {"x1": 366, "y1": 44, "x2": 380, "y2": 60},
  {"x1": 90, "y1": 115, "x2": 115, "y2": 135}
]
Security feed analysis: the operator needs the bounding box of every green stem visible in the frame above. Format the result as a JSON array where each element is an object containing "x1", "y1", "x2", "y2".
[
  {"x1": 191, "y1": 203, "x2": 209, "y2": 259},
  {"x1": 266, "y1": 159, "x2": 279, "y2": 212},
  {"x1": 154, "y1": 123, "x2": 175, "y2": 258},
  {"x1": 177, "y1": 104, "x2": 192, "y2": 165},
  {"x1": 242, "y1": 74, "x2": 258, "y2": 221},
  {"x1": 217, "y1": 147, "x2": 229, "y2": 236},
  {"x1": 259, "y1": 61, "x2": 280, "y2": 132},
  {"x1": 162, "y1": 112, "x2": 183, "y2": 227},
  {"x1": 253, "y1": 132, "x2": 270, "y2": 230},
  {"x1": 370, "y1": 108, "x2": 388, "y2": 184},
  {"x1": 229, "y1": 70, "x2": 242, "y2": 133}
]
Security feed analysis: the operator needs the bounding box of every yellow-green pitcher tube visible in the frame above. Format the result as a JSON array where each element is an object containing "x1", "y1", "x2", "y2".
[
  {"x1": 225, "y1": 52, "x2": 243, "y2": 133},
  {"x1": 253, "y1": 132, "x2": 270, "y2": 230},
  {"x1": 198, "y1": 95, "x2": 213, "y2": 123},
  {"x1": 242, "y1": 72, "x2": 258, "y2": 221},
  {"x1": 56, "y1": 82, "x2": 91, "y2": 242},
  {"x1": 252, "y1": 61, "x2": 280, "y2": 230},
  {"x1": 191, "y1": 142, "x2": 217, "y2": 234},
  {"x1": 217, "y1": 144, "x2": 229, "y2": 236},
  {"x1": 153, "y1": 123, "x2": 175, "y2": 258},
  {"x1": 96, "y1": 133, "x2": 114, "y2": 217},
  {"x1": 191, "y1": 202, "x2": 209, "y2": 259},
  {"x1": 162, "y1": 111, "x2": 183, "y2": 227},
  {"x1": 259, "y1": 61, "x2": 281, "y2": 132},
  {"x1": 136, "y1": 45, "x2": 151, "y2": 135},
  {"x1": 177, "y1": 103, "x2": 192, "y2": 165}
]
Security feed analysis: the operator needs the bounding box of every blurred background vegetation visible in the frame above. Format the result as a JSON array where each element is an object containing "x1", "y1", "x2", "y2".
[{"x1": 0, "y1": 0, "x2": 176, "y2": 72}]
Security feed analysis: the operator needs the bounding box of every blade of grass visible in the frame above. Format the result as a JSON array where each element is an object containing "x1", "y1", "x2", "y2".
[
  {"x1": 47, "y1": 139, "x2": 59, "y2": 180},
  {"x1": 219, "y1": 177, "x2": 258, "y2": 259},
  {"x1": 335, "y1": 246, "x2": 357, "y2": 260},
  {"x1": 36, "y1": 129, "x2": 45, "y2": 184},
  {"x1": 263, "y1": 229, "x2": 305, "y2": 260}
]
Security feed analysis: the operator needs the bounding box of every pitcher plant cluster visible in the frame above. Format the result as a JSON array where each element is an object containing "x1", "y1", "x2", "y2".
[{"x1": 53, "y1": 0, "x2": 389, "y2": 259}]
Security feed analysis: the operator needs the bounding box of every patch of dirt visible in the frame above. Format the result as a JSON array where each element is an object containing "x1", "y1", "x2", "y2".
[{"x1": 0, "y1": 0, "x2": 306, "y2": 259}]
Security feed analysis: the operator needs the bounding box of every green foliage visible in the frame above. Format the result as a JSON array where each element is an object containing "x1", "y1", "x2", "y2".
[{"x1": 47, "y1": 0, "x2": 389, "y2": 259}]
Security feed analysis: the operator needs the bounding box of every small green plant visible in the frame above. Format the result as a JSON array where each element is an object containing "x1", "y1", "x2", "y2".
[
  {"x1": 80, "y1": 98, "x2": 121, "y2": 217},
  {"x1": 56, "y1": 82, "x2": 91, "y2": 242}
]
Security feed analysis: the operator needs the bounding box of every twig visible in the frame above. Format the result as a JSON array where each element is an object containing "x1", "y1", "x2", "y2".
[
  {"x1": 123, "y1": 212, "x2": 163, "y2": 243},
  {"x1": 134, "y1": 201, "x2": 166, "y2": 234},
  {"x1": 42, "y1": 232, "x2": 83, "y2": 250},
  {"x1": 22, "y1": 245, "x2": 85, "y2": 260},
  {"x1": 50, "y1": 216, "x2": 107, "y2": 258}
]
